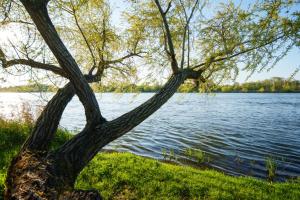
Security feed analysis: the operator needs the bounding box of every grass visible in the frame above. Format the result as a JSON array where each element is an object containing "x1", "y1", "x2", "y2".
[
  {"x1": 184, "y1": 148, "x2": 208, "y2": 164},
  {"x1": 1, "y1": 119, "x2": 300, "y2": 199},
  {"x1": 266, "y1": 156, "x2": 277, "y2": 182}
]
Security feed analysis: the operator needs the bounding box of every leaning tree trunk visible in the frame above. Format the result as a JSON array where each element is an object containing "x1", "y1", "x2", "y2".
[
  {"x1": 4, "y1": 81, "x2": 102, "y2": 199},
  {"x1": 4, "y1": 72, "x2": 192, "y2": 199},
  {"x1": 4, "y1": 0, "x2": 203, "y2": 199}
]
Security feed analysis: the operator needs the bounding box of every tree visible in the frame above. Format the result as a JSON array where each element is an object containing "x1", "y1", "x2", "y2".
[{"x1": 0, "y1": 0, "x2": 299, "y2": 199}]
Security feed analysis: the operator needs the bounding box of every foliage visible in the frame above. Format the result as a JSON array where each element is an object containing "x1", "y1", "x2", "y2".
[
  {"x1": 1, "y1": 120, "x2": 300, "y2": 199},
  {"x1": 185, "y1": 148, "x2": 207, "y2": 164},
  {"x1": 0, "y1": 84, "x2": 57, "y2": 93},
  {"x1": 124, "y1": 0, "x2": 300, "y2": 83},
  {"x1": 1, "y1": 1, "x2": 299, "y2": 87},
  {"x1": 161, "y1": 148, "x2": 177, "y2": 161},
  {"x1": 266, "y1": 156, "x2": 277, "y2": 182},
  {"x1": 213, "y1": 77, "x2": 300, "y2": 93}
]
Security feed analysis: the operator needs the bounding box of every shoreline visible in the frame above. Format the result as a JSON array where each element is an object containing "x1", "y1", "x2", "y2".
[
  {"x1": 1, "y1": 120, "x2": 300, "y2": 199},
  {"x1": 100, "y1": 149, "x2": 298, "y2": 183}
]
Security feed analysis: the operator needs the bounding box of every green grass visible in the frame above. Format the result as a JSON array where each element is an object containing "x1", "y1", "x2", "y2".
[
  {"x1": 76, "y1": 153, "x2": 300, "y2": 200},
  {"x1": 1, "y1": 119, "x2": 300, "y2": 199}
]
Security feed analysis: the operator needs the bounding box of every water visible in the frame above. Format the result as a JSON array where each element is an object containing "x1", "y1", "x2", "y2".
[{"x1": 0, "y1": 92, "x2": 299, "y2": 181}]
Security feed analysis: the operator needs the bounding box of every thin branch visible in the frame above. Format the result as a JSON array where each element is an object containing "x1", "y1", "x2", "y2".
[
  {"x1": 187, "y1": 26, "x2": 190, "y2": 68},
  {"x1": 179, "y1": 0, "x2": 188, "y2": 69},
  {"x1": 179, "y1": 0, "x2": 199, "y2": 69},
  {"x1": 164, "y1": 1, "x2": 172, "y2": 15},
  {"x1": 88, "y1": 65, "x2": 97, "y2": 75},
  {"x1": 71, "y1": 4, "x2": 97, "y2": 68},
  {"x1": 154, "y1": 0, "x2": 178, "y2": 73},
  {"x1": 105, "y1": 52, "x2": 143, "y2": 65},
  {"x1": 0, "y1": 20, "x2": 34, "y2": 26},
  {"x1": 191, "y1": 34, "x2": 286, "y2": 70},
  {"x1": 161, "y1": 26, "x2": 171, "y2": 55},
  {"x1": 100, "y1": 17, "x2": 107, "y2": 63},
  {"x1": 0, "y1": 48, "x2": 66, "y2": 77}
]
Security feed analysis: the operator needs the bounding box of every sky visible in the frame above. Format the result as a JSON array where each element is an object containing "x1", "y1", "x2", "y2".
[
  {"x1": 110, "y1": 0, "x2": 300, "y2": 83},
  {"x1": 0, "y1": 0, "x2": 300, "y2": 87}
]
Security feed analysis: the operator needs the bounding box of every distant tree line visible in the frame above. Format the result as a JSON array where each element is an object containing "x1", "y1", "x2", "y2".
[
  {"x1": 212, "y1": 77, "x2": 300, "y2": 93},
  {"x1": 0, "y1": 84, "x2": 56, "y2": 92},
  {"x1": 1, "y1": 77, "x2": 299, "y2": 93},
  {"x1": 91, "y1": 83, "x2": 162, "y2": 93},
  {"x1": 91, "y1": 77, "x2": 300, "y2": 93}
]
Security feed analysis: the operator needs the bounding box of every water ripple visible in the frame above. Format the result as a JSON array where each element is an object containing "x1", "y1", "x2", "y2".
[{"x1": 1, "y1": 93, "x2": 299, "y2": 181}]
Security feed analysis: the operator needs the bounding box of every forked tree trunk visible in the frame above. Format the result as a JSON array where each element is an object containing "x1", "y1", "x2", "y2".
[
  {"x1": 4, "y1": 72, "x2": 197, "y2": 199},
  {"x1": 4, "y1": 1, "x2": 203, "y2": 199}
]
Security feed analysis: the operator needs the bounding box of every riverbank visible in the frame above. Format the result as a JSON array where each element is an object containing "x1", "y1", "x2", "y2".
[
  {"x1": 1, "y1": 77, "x2": 300, "y2": 93},
  {"x1": 1, "y1": 119, "x2": 300, "y2": 199}
]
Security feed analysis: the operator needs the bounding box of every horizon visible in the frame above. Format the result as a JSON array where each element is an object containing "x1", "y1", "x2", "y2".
[{"x1": 1, "y1": 76, "x2": 299, "y2": 90}]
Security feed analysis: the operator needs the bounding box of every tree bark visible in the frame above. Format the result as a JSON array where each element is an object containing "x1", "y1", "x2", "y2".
[
  {"x1": 23, "y1": 74, "x2": 102, "y2": 151},
  {"x1": 53, "y1": 71, "x2": 190, "y2": 180},
  {"x1": 5, "y1": 150, "x2": 102, "y2": 199},
  {"x1": 23, "y1": 83, "x2": 74, "y2": 151}
]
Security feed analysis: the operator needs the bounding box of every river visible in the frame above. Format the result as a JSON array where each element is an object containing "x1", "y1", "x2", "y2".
[{"x1": 0, "y1": 92, "x2": 299, "y2": 181}]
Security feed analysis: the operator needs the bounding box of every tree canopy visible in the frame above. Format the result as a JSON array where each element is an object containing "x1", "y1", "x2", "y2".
[{"x1": 1, "y1": 0, "x2": 299, "y2": 87}]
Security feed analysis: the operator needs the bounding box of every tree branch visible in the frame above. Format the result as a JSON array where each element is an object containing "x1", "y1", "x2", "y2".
[
  {"x1": 0, "y1": 48, "x2": 66, "y2": 77},
  {"x1": 0, "y1": 19, "x2": 34, "y2": 26},
  {"x1": 71, "y1": 4, "x2": 97, "y2": 68},
  {"x1": 104, "y1": 52, "x2": 143, "y2": 65},
  {"x1": 104, "y1": 72, "x2": 187, "y2": 140},
  {"x1": 191, "y1": 34, "x2": 286, "y2": 70},
  {"x1": 164, "y1": 1, "x2": 172, "y2": 15},
  {"x1": 20, "y1": 0, "x2": 104, "y2": 123},
  {"x1": 154, "y1": 0, "x2": 179, "y2": 73},
  {"x1": 179, "y1": 0, "x2": 199, "y2": 69},
  {"x1": 23, "y1": 82, "x2": 74, "y2": 151}
]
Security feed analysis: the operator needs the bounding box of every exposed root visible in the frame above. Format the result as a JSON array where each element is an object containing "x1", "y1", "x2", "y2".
[
  {"x1": 5, "y1": 150, "x2": 55, "y2": 199},
  {"x1": 5, "y1": 150, "x2": 102, "y2": 200}
]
